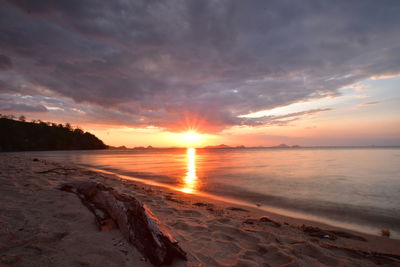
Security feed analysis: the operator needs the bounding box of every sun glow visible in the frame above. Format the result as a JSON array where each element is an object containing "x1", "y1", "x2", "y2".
[
  {"x1": 181, "y1": 148, "x2": 198, "y2": 194},
  {"x1": 181, "y1": 131, "x2": 202, "y2": 147}
]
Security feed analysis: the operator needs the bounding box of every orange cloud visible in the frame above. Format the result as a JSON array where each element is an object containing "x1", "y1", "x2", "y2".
[{"x1": 357, "y1": 101, "x2": 380, "y2": 107}]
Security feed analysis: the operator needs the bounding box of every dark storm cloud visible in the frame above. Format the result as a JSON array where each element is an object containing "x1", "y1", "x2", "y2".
[
  {"x1": 1, "y1": 0, "x2": 399, "y2": 132},
  {"x1": 0, "y1": 55, "x2": 12, "y2": 70}
]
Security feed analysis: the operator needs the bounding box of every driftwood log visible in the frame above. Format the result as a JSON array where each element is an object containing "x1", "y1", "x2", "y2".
[{"x1": 59, "y1": 181, "x2": 187, "y2": 265}]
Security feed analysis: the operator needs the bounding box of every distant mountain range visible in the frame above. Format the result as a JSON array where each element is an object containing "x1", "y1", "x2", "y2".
[
  {"x1": 108, "y1": 144, "x2": 399, "y2": 150},
  {"x1": 108, "y1": 144, "x2": 303, "y2": 150},
  {"x1": 203, "y1": 144, "x2": 300, "y2": 149}
]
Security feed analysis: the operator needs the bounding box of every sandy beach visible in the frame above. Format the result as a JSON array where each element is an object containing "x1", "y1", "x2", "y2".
[{"x1": 1, "y1": 154, "x2": 400, "y2": 267}]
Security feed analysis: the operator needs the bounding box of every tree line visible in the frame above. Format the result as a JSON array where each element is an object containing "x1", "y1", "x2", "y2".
[{"x1": 0, "y1": 114, "x2": 107, "y2": 151}]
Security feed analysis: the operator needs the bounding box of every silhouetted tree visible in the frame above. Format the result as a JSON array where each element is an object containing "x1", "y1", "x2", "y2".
[
  {"x1": 65, "y1": 123, "x2": 72, "y2": 131},
  {"x1": 74, "y1": 127, "x2": 84, "y2": 135}
]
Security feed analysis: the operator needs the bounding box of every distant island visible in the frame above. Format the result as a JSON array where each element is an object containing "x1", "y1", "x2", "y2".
[
  {"x1": 107, "y1": 144, "x2": 305, "y2": 150},
  {"x1": 203, "y1": 144, "x2": 232, "y2": 149},
  {"x1": 0, "y1": 115, "x2": 107, "y2": 151},
  {"x1": 202, "y1": 144, "x2": 301, "y2": 149}
]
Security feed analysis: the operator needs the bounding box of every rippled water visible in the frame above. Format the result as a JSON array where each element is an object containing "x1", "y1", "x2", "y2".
[{"x1": 18, "y1": 147, "x2": 400, "y2": 237}]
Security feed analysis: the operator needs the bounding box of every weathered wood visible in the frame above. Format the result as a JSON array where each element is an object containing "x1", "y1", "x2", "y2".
[{"x1": 59, "y1": 181, "x2": 187, "y2": 265}]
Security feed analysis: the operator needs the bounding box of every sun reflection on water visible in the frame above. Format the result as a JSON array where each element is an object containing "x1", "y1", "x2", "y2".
[{"x1": 181, "y1": 148, "x2": 198, "y2": 193}]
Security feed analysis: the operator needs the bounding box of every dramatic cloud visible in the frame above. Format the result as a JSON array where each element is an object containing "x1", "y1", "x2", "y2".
[
  {"x1": 0, "y1": 100, "x2": 47, "y2": 112},
  {"x1": 238, "y1": 108, "x2": 332, "y2": 127},
  {"x1": 0, "y1": 55, "x2": 12, "y2": 71},
  {"x1": 0, "y1": 0, "x2": 399, "y2": 132}
]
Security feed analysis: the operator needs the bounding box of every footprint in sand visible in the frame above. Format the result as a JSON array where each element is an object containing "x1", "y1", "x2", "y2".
[
  {"x1": 152, "y1": 207, "x2": 178, "y2": 215},
  {"x1": 291, "y1": 242, "x2": 339, "y2": 266},
  {"x1": 178, "y1": 209, "x2": 203, "y2": 218},
  {"x1": 208, "y1": 224, "x2": 261, "y2": 245},
  {"x1": 170, "y1": 220, "x2": 208, "y2": 233},
  {"x1": 258, "y1": 244, "x2": 297, "y2": 266}
]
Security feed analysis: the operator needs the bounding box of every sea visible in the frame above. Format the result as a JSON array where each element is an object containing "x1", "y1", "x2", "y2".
[{"x1": 17, "y1": 147, "x2": 400, "y2": 238}]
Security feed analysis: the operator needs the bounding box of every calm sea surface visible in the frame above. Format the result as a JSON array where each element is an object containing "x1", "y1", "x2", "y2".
[{"x1": 17, "y1": 148, "x2": 400, "y2": 237}]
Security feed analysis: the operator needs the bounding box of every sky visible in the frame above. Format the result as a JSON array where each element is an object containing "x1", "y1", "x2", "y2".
[{"x1": 0, "y1": 0, "x2": 399, "y2": 147}]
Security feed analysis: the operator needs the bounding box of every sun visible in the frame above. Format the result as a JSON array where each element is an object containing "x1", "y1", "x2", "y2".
[{"x1": 181, "y1": 131, "x2": 202, "y2": 147}]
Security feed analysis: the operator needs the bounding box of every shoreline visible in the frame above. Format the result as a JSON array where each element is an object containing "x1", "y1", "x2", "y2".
[
  {"x1": 9, "y1": 147, "x2": 400, "y2": 240},
  {"x1": 1, "y1": 154, "x2": 400, "y2": 266},
  {"x1": 87, "y1": 166, "x2": 399, "y2": 240}
]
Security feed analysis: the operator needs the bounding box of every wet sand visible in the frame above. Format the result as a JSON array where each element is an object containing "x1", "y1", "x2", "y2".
[{"x1": 1, "y1": 154, "x2": 400, "y2": 266}]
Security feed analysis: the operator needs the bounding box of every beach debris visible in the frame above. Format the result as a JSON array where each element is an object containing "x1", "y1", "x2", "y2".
[
  {"x1": 243, "y1": 217, "x2": 281, "y2": 228},
  {"x1": 227, "y1": 207, "x2": 249, "y2": 212},
  {"x1": 301, "y1": 225, "x2": 337, "y2": 240},
  {"x1": 59, "y1": 181, "x2": 187, "y2": 265},
  {"x1": 164, "y1": 195, "x2": 185, "y2": 204},
  {"x1": 259, "y1": 216, "x2": 281, "y2": 227},
  {"x1": 193, "y1": 202, "x2": 210, "y2": 207},
  {"x1": 145, "y1": 188, "x2": 153, "y2": 193},
  {"x1": 301, "y1": 225, "x2": 367, "y2": 242},
  {"x1": 207, "y1": 207, "x2": 225, "y2": 216},
  {"x1": 329, "y1": 230, "x2": 367, "y2": 242},
  {"x1": 381, "y1": 228, "x2": 391, "y2": 237},
  {"x1": 36, "y1": 167, "x2": 77, "y2": 175},
  {"x1": 243, "y1": 219, "x2": 255, "y2": 225}
]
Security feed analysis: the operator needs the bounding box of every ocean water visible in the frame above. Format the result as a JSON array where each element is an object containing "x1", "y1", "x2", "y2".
[{"x1": 18, "y1": 147, "x2": 400, "y2": 237}]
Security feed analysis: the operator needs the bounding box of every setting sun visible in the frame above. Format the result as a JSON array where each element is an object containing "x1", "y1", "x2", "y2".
[{"x1": 181, "y1": 131, "x2": 202, "y2": 147}]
